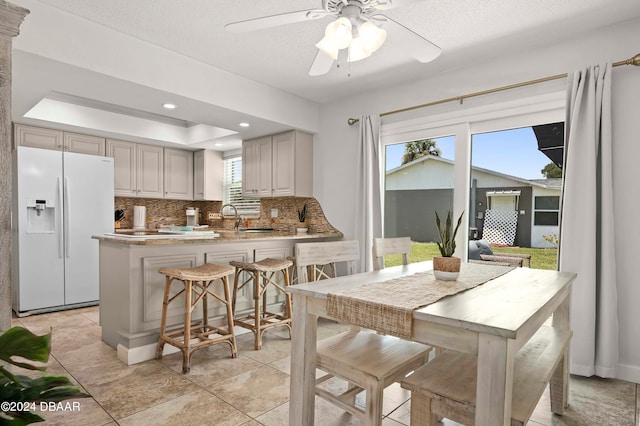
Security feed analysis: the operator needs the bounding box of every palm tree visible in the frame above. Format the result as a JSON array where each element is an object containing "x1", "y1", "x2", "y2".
[
  {"x1": 401, "y1": 139, "x2": 441, "y2": 165},
  {"x1": 540, "y1": 162, "x2": 562, "y2": 178}
]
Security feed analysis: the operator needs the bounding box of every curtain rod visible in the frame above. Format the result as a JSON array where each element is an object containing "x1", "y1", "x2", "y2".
[{"x1": 346, "y1": 53, "x2": 640, "y2": 126}]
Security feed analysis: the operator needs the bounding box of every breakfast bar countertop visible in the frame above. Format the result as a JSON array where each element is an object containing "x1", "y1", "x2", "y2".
[
  {"x1": 97, "y1": 224, "x2": 342, "y2": 363},
  {"x1": 93, "y1": 229, "x2": 344, "y2": 245}
]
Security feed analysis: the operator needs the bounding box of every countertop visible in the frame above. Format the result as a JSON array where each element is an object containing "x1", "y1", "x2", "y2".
[{"x1": 93, "y1": 229, "x2": 343, "y2": 245}]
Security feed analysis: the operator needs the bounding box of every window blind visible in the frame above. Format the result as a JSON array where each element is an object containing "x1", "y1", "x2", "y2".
[{"x1": 223, "y1": 156, "x2": 260, "y2": 216}]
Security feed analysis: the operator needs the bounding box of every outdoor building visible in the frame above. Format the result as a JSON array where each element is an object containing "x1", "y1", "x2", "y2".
[{"x1": 385, "y1": 155, "x2": 561, "y2": 248}]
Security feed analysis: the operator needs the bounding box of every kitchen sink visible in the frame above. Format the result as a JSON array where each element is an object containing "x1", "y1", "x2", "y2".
[{"x1": 242, "y1": 228, "x2": 274, "y2": 233}]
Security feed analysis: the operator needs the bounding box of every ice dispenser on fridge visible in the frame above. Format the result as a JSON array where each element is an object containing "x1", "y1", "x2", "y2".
[{"x1": 26, "y1": 199, "x2": 55, "y2": 233}]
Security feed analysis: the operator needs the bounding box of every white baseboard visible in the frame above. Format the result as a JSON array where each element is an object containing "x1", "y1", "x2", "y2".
[
  {"x1": 617, "y1": 362, "x2": 640, "y2": 384},
  {"x1": 116, "y1": 342, "x2": 179, "y2": 365},
  {"x1": 572, "y1": 361, "x2": 640, "y2": 384},
  {"x1": 115, "y1": 325, "x2": 252, "y2": 365}
]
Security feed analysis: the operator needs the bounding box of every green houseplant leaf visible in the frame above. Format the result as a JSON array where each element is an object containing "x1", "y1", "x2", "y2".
[
  {"x1": 435, "y1": 210, "x2": 464, "y2": 257},
  {"x1": 297, "y1": 203, "x2": 307, "y2": 223},
  {"x1": 0, "y1": 327, "x2": 89, "y2": 425},
  {"x1": 0, "y1": 327, "x2": 50, "y2": 371}
]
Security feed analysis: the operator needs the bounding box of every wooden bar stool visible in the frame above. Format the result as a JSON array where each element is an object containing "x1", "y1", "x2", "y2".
[
  {"x1": 156, "y1": 263, "x2": 237, "y2": 373},
  {"x1": 230, "y1": 257, "x2": 294, "y2": 350}
]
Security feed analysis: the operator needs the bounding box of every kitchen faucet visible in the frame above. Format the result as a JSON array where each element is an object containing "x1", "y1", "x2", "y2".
[{"x1": 220, "y1": 204, "x2": 242, "y2": 230}]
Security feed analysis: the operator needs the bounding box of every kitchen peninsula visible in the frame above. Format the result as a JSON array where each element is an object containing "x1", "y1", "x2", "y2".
[{"x1": 94, "y1": 227, "x2": 342, "y2": 365}]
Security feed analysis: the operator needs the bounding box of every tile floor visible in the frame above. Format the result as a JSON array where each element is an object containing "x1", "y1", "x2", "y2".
[{"x1": 10, "y1": 306, "x2": 639, "y2": 426}]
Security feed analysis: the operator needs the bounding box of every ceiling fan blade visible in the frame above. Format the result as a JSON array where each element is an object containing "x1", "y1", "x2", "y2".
[
  {"x1": 374, "y1": 14, "x2": 441, "y2": 63},
  {"x1": 225, "y1": 9, "x2": 330, "y2": 33},
  {"x1": 309, "y1": 50, "x2": 335, "y2": 76},
  {"x1": 372, "y1": 0, "x2": 425, "y2": 11}
]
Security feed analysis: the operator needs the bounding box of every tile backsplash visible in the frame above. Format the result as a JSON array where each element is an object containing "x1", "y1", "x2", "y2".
[
  {"x1": 114, "y1": 196, "x2": 339, "y2": 234},
  {"x1": 114, "y1": 197, "x2": 220, "y2": 230}
]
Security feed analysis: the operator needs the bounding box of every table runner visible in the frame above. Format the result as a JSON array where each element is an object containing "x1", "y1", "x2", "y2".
[{"x1": 326, "y1": 263, "x2": 514, "y2": 339}]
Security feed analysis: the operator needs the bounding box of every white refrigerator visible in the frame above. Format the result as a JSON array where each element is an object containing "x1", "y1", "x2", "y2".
[{"x1": 12, "y1": 146, "x2": 114, "y2": 316}]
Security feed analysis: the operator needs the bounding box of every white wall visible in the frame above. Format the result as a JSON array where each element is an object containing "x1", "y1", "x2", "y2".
[{"x1": 314, "y1": 19, "x2": 640, "y2": 382}]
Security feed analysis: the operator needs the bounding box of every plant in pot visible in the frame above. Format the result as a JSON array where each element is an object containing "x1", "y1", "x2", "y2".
[
  {"x1": 297, "y1": 203, "x2": 308, "y2": 233},
  {"x1": 433, "y1": 210, "x2": 464, "y2": 281}
]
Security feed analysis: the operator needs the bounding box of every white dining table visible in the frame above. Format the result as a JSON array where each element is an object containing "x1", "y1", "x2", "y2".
[{"x1": 287, "y1": 261, "x2": 576, "y2": 426}]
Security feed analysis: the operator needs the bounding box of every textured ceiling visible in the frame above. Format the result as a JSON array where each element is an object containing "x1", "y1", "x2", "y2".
[
  {"x1": 10, "y1": 0, "x2": 640, "y2": 150},
  {"x1": 31, "y1": 0, "x2": 640, "y2": 103}
]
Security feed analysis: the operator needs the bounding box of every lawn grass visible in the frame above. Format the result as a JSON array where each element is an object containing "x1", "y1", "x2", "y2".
[{"x1": 384, "y1": 242, "x2": 558, "y2": 270}]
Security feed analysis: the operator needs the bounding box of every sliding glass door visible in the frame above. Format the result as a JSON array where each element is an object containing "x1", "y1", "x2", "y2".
[
  {"x1": 381, "y1": 125, "x2": 467, "y2": 267},
  {"x1": 469, "y1": 123, "x2": 563, "y2": 269},
  {"x1": 380, "y1": 90, "x2": 564, "y2": 268}
]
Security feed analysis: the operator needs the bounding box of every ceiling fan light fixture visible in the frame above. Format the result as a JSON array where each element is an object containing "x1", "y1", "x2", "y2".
[
  {"x1": 348, "y1": 37, "x2": 372, "y2": 62},
  {"x1": 315, "y1": 36, "x2": 339, "y2": 60},
  {"x1": 324, "y1": 16, "x2": 352, "y2": 49},
  {"x1": 358, "y1": 21, "x2": 386, "y2": 54}
]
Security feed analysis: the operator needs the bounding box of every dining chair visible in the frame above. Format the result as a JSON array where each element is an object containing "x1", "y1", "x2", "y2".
[
  {"x1": 372, "y1": 236, "x2": 412, "y2": 270},
  {"x1": 295, "y1": 240, "x2": 358, "y2": 283},
  {"x1": 294, "y1": 240, "x2": 433, "y2": 426}
]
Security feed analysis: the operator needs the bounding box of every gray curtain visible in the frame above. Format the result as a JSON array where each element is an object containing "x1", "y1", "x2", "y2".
[
  {"x1": 354, "y1": 115, "x2": 383, "y2": 272},
  {"x1": 559, "y1": 62, "x2": 618, "y2": 377}
]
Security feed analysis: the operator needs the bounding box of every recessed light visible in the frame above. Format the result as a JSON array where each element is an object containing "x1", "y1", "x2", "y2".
[
  {"x1": 239, "y1": 122, "x2": 250, "y2": 128},
  {"x1": 214, "y1": 143, "x2": 223, "y2": 147},
  {"x1": 162, "y1": 103, "x2": 176, "y2": 109}
]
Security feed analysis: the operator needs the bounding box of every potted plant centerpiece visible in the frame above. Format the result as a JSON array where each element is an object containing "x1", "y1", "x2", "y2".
[
  {"x1": 297, "y1": 203, "x2": 308, "y2": 233},
  {"x1": 433, "y1": 210, "x2": 464, "y2": 281}
]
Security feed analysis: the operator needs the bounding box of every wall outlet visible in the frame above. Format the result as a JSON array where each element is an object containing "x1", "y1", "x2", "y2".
[
  {"x1": 208, "y1": 212, "x2": 220, "y2": 220},
  {"x1": 271, "y1": 208, "x2": 278, "y2": 218}
]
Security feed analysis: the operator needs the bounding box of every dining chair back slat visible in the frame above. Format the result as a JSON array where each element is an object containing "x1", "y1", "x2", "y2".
[
  {"x1": 295, "y1": 240, "x2": 359, "y2": 283},
  {"x1": 372, "y1": 237, "x2": 412, "y2": 270}
]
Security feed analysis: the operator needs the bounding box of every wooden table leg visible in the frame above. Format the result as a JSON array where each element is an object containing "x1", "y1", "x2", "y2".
[
  {"x1": 475, "y1": 333, "x2": 515, "y2": 426},
  {"x1": 551, "y1": 293, "x2": 571, "y2": 413},
  {"x1": 288, "y1": 293, "x2": 318, "y2": 425}
]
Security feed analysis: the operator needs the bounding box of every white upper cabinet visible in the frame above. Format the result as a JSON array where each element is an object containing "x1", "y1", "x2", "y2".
[
  {"x1": 164, "y1": 148, "x2": 193, "y2": 200},
  {"x1": 106, "y1": 139, "x2": 137, "y2": 197},
  {"x1": 107, "y1": 140, "x2": 164, "y2": 199},
  {"x1": 19, "y1": 123, "x2": 222, "y2": 201},
  {"x1": 194, "y1": 150, "x2": 223, "y2": 201},
  {"x1": 15, "y1": 124, "x2": 105, "y2": 155},
  {"x1": 63, "y1": 132, "x2": 106, "y2": 156},
  {"x1": 137, "y1": 144, "x2": 164, "y2": 198},
  {"x1": 242, "y1": 130, "x2": 312, "y2": 198},
  {"x1": 15, "y1": 125, "x2": 63, "y2": 151},
  {"x1": 242, "y1": 135, "x2": 272, "y2": 197}
]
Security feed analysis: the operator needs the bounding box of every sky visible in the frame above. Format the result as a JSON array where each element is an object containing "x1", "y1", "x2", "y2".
[{"x1": 384, "y1": 126, "x2": 554, "y2": 180}]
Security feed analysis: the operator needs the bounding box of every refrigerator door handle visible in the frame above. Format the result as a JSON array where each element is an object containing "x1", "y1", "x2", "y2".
[
  {"x1": 58, "y1": 177, "x2": 64, "y2": 258},
  {"x1": 64, "y1": 176, "x2": 70, "y2": 258}
]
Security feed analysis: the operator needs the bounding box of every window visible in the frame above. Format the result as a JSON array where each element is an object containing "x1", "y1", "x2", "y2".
[
  {"x1": 223, "y1": 156, "x2": 260, "y2": 216},
  {"x1": 534, "y1": 196, "x2": 560, "y2": 226},
  {"x1": 384, "y1": 136, "x2": 456, "y2": 246}
]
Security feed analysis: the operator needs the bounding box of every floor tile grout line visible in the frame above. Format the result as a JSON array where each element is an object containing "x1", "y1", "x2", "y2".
[{"x1": 49, "y1": 351, "x2": 119, "y2": 426}]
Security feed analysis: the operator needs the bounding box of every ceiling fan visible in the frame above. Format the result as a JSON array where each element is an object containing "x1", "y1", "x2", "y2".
[{"x1": 225, "y1": 0, "x2": 441, "y2": 76}]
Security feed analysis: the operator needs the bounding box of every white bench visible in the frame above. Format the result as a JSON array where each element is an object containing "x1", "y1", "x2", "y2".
[{"x1": 401, "y1": 325, "x2": 571, "y2": 425}]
